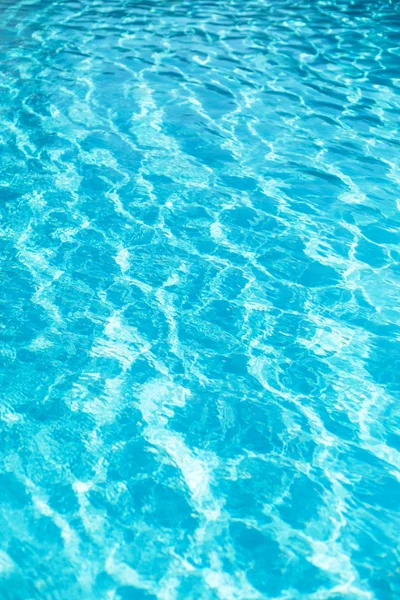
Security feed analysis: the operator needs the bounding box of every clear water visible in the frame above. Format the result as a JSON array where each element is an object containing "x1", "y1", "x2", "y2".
[{"x1": 1, "y1": 0, "x2": 400, "y2": 598}]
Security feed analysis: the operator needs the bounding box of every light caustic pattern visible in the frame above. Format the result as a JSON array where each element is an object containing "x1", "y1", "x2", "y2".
[{"x1": 0, "y1": 0, "x2": 400, "y2": 598}]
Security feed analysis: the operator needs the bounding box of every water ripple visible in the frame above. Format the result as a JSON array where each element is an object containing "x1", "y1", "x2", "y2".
[{"x1": 1, "y1": 0, "x2": 400, "y2": 598}]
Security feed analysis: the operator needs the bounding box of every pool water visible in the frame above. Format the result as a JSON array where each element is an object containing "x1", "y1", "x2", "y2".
[{"x1": 1, "y1": 0, "x2": 400, "y2": 598}]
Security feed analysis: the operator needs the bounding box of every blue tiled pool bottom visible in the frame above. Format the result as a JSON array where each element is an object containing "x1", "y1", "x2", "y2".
[{"x1": 1, "y1": 0, "x2": 400, "y2": 598}]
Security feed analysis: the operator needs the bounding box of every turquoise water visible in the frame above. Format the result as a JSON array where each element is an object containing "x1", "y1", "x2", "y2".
[{"x1": 1, "y1": 0, "x2": 400, "y2": 598}]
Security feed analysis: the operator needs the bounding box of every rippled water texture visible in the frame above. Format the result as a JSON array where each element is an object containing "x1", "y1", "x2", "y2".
[{"x1": 1, "y1": 0, "x2": 400, "y2": 598}]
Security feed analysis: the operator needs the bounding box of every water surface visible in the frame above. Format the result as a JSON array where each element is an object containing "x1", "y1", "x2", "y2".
[{"x1": 1, "y1": 0, "x2": 400, "y2": 598}]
